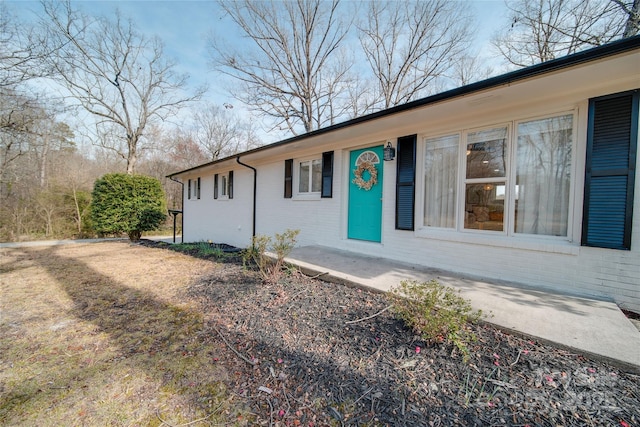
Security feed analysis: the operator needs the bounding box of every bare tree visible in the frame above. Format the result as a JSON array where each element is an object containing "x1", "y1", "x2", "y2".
[
  {"x1": 612, "y1": 0, "x2": 640, "y2": 36},
  {"x1": 0, "y1": 4, "x2": 49, "y2": 193},
  {"x1": 0, "y1": 90, "x2": 48, "y2": 196},
  {"x1": 40, "y1": 1, "x2": 203, "y2": 174},
  {"x1": 492, "y1": 0, "x2": 629, "y2": 67},
  {"x1": 31, "y1": 121, "x2": 74, "y2": 188},
  {"x1": 0, "y1": 3, "x2": 43, "y2": 87},
  {"x1": 449, "y1": 55, "x2": 495, "y2": 87},
  {"x1": 357, "y1": 0, "x2": 472, "y2": 111},
  {"x1": 192, "y1": 103, "x2": 261, "y2": 161},
  {"x1": 211, "y1": 0, "x2": 352, "y2": 135}
]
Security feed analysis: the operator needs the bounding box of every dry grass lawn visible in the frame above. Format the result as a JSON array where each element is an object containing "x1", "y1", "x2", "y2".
[
  {"x1": 3, "y1": 241, "x2": 639, "y2": 426},
  {"x1": 0, "y1": 241, "x2": 241, "y2": 426}
]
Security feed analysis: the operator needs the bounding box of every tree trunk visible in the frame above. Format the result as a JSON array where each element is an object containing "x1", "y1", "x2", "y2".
[
  {"x1": 128, "y1": 230, "x2": 142, "y2": 241},
  {"x1": 39, "y1": 134, "x2": 50, "y2": 187},
  {"x1": 623, "y1": 0, "x2": 640, "y2": 37},
  {"x1": 127, "y1": 138, "x2": 137, "y2": 175}
]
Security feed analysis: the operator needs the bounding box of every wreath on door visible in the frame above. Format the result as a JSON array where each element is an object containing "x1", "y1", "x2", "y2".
[{"x1": 352, "y1": 161, "x2": 378, "y2": 191}]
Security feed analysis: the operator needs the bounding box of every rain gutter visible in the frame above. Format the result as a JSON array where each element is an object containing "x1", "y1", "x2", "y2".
[
  {"x1": 236, "y1": 156, "x2": 257, "y2": 239},
  {"x1": 168, "y1": 176, "x2": 184, "y2": 243}
]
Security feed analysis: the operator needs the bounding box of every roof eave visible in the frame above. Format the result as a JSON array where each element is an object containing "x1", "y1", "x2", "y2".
[{"x1": 168, "y1": 35, "x2": 640, "y2": 178}]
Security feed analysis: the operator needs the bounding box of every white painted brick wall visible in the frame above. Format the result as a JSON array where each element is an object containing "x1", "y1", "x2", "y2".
[
  {"x1": 175, "y1": 66, "x2": 640, "y2": 312},
  {"x1": 181, "y1": 153, "x2": 640, "y2": 311},
  {"x1": 182, "y1": 168, "x2": 254, "y2": 248}
]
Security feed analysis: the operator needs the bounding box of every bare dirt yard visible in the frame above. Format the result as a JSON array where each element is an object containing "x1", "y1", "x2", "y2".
[{"x1": 1, "y1": 240, "x2": 639, "y2": 427}]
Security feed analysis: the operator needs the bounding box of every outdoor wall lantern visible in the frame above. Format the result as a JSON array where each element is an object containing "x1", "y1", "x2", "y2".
[{"x1": 383, "y1": 141, "x2": 396, "y2": 161}]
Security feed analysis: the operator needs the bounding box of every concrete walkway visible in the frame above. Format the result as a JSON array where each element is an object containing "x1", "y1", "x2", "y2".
[
  {"x1": 5, "y1": 238, "x2": 637, "y2": 371},
  {"x1": 285, "y1": 245, "x2": 640, "y2": 373}
]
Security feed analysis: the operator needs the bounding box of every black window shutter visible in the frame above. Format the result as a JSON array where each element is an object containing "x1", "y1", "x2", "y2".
[
  {"x1": 582, "y1": 90, "x2": 638, "y2": 250},
  {"x1": 197, "y1": 177, "x2": 201, "y2": 199},
  {"x1": 214, "y1": 174, "x2": 219, "y2": 199},
  {"x1": 321, "y1": 151, "x2": 334, "y2": 198},
  {"x1": 396, "y1": 135, "x2": 417, "y2": 230},
  {"x1": 188, "y1": 179, "x2": 191, "y2": 200},
  {"x1": 284, "y1": 159, "x2": 293, "y2": 198},
  {"x1": 228, "y1": 171, "x2": 234, "y2": 199}
]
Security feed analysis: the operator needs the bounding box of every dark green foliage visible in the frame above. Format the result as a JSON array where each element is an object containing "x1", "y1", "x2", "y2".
[
  {"x1": 388, "y1": 280, "x2": 483, "y2": 362},
  {"x1": 91, "y1": 173, "x2": 166, "y2": 241}
]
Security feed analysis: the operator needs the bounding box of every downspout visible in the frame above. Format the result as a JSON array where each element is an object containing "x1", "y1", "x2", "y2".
[
  {"x1": 236, "y1": 156, "x2": 257, "y2": 239},
  {"x1": 168, "y1": 176, "x2": 184, "y2": 243}
]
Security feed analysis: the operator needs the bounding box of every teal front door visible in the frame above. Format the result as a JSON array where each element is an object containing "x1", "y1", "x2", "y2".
[{"x1": 348, "y1": 146, "x2": 384, "y2": 242}]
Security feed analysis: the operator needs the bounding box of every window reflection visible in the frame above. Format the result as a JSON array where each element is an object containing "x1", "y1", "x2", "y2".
[
  {"x1": 466, "y1": 127, "x2": 507, "y2": 179},
  {"x1": 464, "y1": 183, "x2": 504, "y2": 231},
  {"x1": 515, "y1": 115, "x2": 572, "y2": 236},
  {"x1": 312, "y1": 159, "x2": 322, "y2": 192},
  {"x1": 299, "y1": 162, "x2": 310, "y2": 193}
]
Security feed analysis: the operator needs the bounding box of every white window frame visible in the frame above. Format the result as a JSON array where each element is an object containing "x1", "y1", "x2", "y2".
[
  {"x1": 461, "y1": 124, "x2": 511, "y2": 235},
  {"x1": 188, "y1": 177, "x2": 200, "y2": 201},
  {"x1": 417, "y1": 109, "x2": 578, "y2": 252},
  {"x1": 294, "y1": 156, "x2": 322, "y2": 199},
  {"x1": 217, "y1": 172, "x2": 230, "y2": 201}
]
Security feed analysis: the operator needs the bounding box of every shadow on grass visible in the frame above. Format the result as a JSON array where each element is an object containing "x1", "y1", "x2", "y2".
[
  {"x1": 6, "y1": 243, "x2": 600, "y2": 426},
  {"x1": 0, "y1": 245, "x2": 235, "y2": 426}
]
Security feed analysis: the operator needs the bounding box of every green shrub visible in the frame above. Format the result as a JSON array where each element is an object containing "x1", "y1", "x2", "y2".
[
  {"x1": 244, "y1": 229, "x2": 300, "y2": 283},
  {"x1": 90, "y1": 173, "x2": 166, "y2": 241},
  {"x1": 388, "y1": 280, "x2": 483, "y2": 362}
]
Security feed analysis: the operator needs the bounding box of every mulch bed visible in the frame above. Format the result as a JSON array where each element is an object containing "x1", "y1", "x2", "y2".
[{"x1": 140, "y1": 240, "x2": 640, "y2": 426}]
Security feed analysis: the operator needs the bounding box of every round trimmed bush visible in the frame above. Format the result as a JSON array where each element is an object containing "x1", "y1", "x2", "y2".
[{"x1": 91, "y1": 173, "x2": 167, "y2": 241}]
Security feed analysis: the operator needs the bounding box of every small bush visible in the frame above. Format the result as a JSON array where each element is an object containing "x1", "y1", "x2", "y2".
[
  {"x1": 244, "y1": 229, "x2": 300, "y2": 283},
  {"x1": 388, "y1": 280, "x2": 483, "y2": 362}
]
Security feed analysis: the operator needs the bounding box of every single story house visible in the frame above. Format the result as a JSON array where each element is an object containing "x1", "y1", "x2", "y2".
[{"x1": 169, "y1": 36, "x2": 640, "y2": 313}]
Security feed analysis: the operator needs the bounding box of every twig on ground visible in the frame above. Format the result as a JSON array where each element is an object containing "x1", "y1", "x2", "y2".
[
  {"x1": 300, "y1": 270, "x2": 328, "y2": 279},
  {"x1": 310, "y1": 272, "x2": 328, "y2": 279},
  {"x1": 211, "y1": 323, "x2": 256, "y2": 366},
  {"x1": 345, "y1": 305, "x2": 392, "y2": 324},
  {"x1": 282, "y1": 382, "x2": 291, "y2": 414},
  {"x1": 285, "y1": 289, "x2": 308, "y2": 313},
  {"x1": 353, "y1": 387, "x2": 374, "y2": 405},
  {"x1": 267, "y1": 398, "x2": 274, "y2": 427},
  {"x1": 510, "y1": 350, "x2": 522, "y2": 367},
  {"x1": 156, "y1": 407, "x2": 221, "y2": 427}
]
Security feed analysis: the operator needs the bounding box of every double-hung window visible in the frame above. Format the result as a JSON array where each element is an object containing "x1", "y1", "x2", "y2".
[
  {"x1": 284, "y1": 152, "x2": 333, "y2": 199},
  {"x1": 423, "y1": 112, "x2": 574, "y2": 238},
  {"x1": 298, "y1": 158, "x2": 322, "y2": 195},
  {"x1": 214, "y1": 171, "x2": 233, "y2": 200},
  {"x1": 188, "y1": 178, "x2": 201, "y2": 200},
  {"x1": 464, "y1": 127, "x2": 508, "y2": 232},
  {"x1": 221, "y1": 175, "x2": 228, "y2": 197}
]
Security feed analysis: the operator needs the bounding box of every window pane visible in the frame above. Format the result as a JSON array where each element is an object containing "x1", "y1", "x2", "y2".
[
  {"x1": 466, "y1": 127, "x2": 508, "y2": 179},
  {"x1": 311, "y1": 159, "x2": 322, "y2": 192},
  {"x1": 424, "y1": 134, "x2": 458, "y2": 228},
  {"x1": 299, "y1": 161, "x2": 310, "y2": 193},
  {"x1": 515, "y1": 115, "x2": 572, "y2": 236},
  {"x1": 464, "y1": 183, "x2": 504, "y2": 231},
  {"x1": 221, "y1": 176, "x2": 227, "y2": 196}
]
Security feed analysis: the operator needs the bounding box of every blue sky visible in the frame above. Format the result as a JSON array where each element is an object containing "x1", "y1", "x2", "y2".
[
  {"x1": 9, "y1": 0, "x2": 509, "y2": 94},
  {"x1": 8, "y1": 0, "x2": 510, "y2": 140}
]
